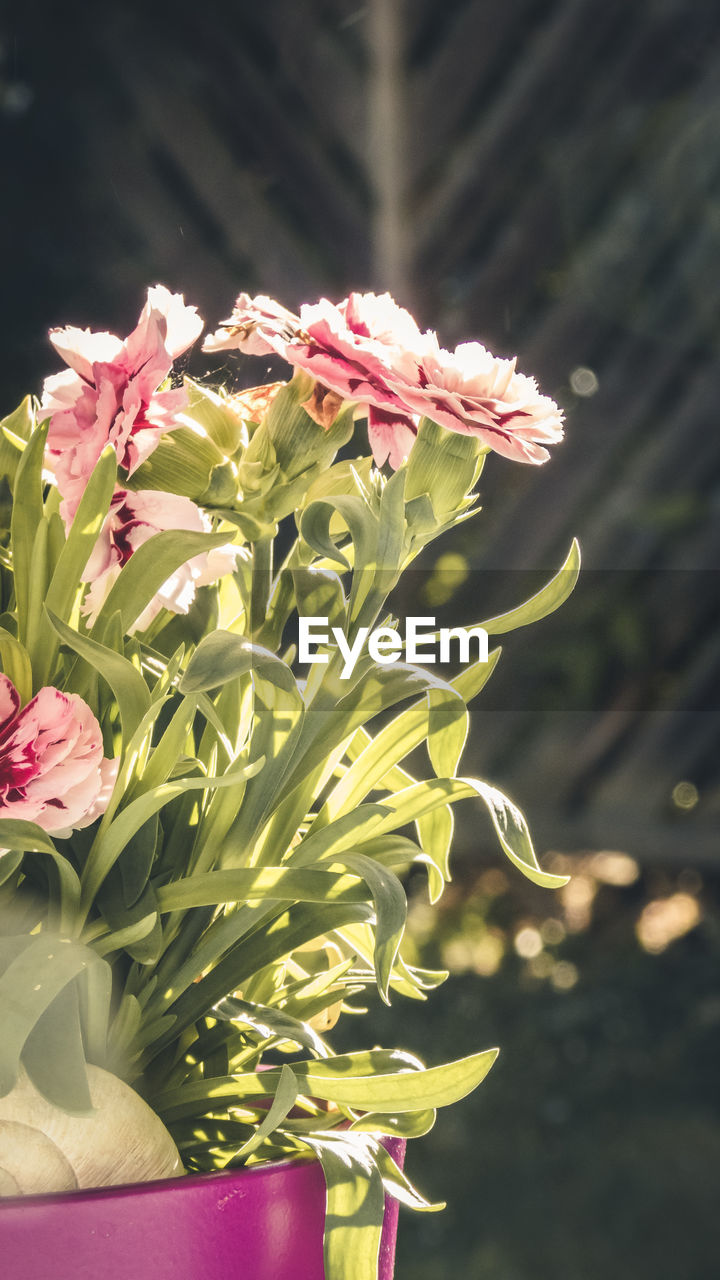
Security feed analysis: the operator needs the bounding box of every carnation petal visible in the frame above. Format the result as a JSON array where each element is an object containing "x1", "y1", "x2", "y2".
[
  {"x1": 368, "y1": 407, "x2": 418, "y2": 470},
  {"x1": 48, "y1": 327, "x2": 124, "y2": 383}
]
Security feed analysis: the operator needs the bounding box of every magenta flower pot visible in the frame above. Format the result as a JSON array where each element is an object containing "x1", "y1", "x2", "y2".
[{"x1": 0, "y1": 1139, "x2": 405, "y2": 1280}]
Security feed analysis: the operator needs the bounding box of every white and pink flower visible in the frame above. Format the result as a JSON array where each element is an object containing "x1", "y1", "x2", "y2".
[
  {"x1": 41, "y1": 286, "x2": 203, "y2": 518},
  {"x1": 81, "y1": 490, "x2": 239, "y2": 632},
  {"x1": 205, "y1": 290, "x2": 564, "y2": 469},
  {"x1": 0, "y1": 676, "x2": 117, "y2": 835},
  {"x1": 399, "y1": 340, "x2": 565, "y2": 466},
  {"x1": 204, "y1": 291, "x2": 425, "y2": 468}
]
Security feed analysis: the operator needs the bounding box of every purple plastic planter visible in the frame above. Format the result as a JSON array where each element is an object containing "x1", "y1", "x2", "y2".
[{"x1": 0, "y1": 1139, "x2": 405, "y2": 1280}]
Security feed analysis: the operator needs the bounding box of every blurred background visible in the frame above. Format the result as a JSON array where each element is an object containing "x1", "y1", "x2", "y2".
[{"x1": 2, "y1": 0, "x2": 719, "y2": 1274}]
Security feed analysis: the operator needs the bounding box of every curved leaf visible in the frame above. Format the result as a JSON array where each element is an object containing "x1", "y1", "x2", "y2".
[
  {"x1": 156, "y1": 866, "x2": 372, "y2": 913},
  {"x1": 180, "y1": 630, "x2": 297, "y2": 696},
  {"x1": 477, "y1": 538, "x2": 581, "y2": 635},
  {"x1": 367, "y1": 777, "x2": 568, "y2": 889},
  {"x1": 303, "y1": 1132, "x2": 385, "y2": 1280},
  {"x1": 215, "y1": 998, "x2": 329, "y2": 1061},
  {"x1": 324, "y1": 852, "x2": 407, "y2": 1004},
  {"x1": 90, "y1": 527, "x2": 234, "y2": 638},
  {"x1": 0, "y1": 819, "x2": 81, "y2": 931},
  {"x1": 154, "y1": 1045, "x2": 498, "y2": 1119},
  {"x1": 0, "y1": 935, "x2": 111, "y2": 1099},
  {"x1": 0, "y1": 629, "x2": 32, "y2": 706},
  {"x1": 10, "y1": 421, "x2": 48, "y2": 645},
  {"x1": 80, "y1": 757, "x2": 265, "y2": 911},
  {"x1": 45, "y1": 608, "x2": 151, "y2": 743},
  {"x1": 229, "y1": 1064, "x2": 299, "y2": 1162},
  {"x1": 36, "y1": 447, "x2": 117, "y2": 686}
]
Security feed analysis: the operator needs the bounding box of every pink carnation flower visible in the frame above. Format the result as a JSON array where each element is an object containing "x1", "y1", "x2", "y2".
[
  {"x1": 400, "y1": 340, "x2": 565, "y2": 466},
  {"x1": 81, "y1": 490, "x2": 239, "y2": 632},
  {"x1": 204, "y1": 291, "x2": 424, "y2": 469},
  {"x1": 204, "y1": 290, "x2": 563, "y2": 469},
  {"x1": 203, "y1": 293, "x2": 299, "y2": 358},
  {"x1": 41, "y1": 286, "x2": 203, "y2": 517},
  {"x1": 0, "y1": 675, "x2": 117, "y2": 835}
]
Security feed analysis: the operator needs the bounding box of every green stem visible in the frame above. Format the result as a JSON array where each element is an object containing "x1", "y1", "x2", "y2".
[{"x1": 250, "y1": 536, "x2": 274, "y2": 637}]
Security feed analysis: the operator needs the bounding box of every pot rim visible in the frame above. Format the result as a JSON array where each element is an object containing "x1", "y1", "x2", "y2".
[
  {"x1": 0, "y1": 1149, "x2": 322, "y2": 1209},
  {"x1": 0, "y1": 1136, "x2": 405, "y2": 1210}
]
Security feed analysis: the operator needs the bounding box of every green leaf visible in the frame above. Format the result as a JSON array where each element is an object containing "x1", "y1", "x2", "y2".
[
  {"x1": 0, "y1": 849, "x2": 22, "y2": 887},
  {"x1": 215, "y1": 998, "x2": 329, "y2": 1060},
  {"x1": 298, "y1": 502, "x2": 351, "y2": 570},
  {"x1": 156, "y1": 867, "x2": 373, "y2": 913},
  {"x1": 478, "y1": 538, "x2": 581, "y2": 635},
  {"x1": 325, "y1": 853, "x2": 407, "y2": 1004},
  {"x1": 288, "y1": 1045, "x2": 498, "y2": 1111},
  {"x1": 214, "y1": 649, "x2": 305, "y2": 859},
  {"x1": 92, "y1": 912, "x2": 158, "y2": 959},
  {"x1": 376, "y1": 468, "x2": 406, "y2": 567},
  {"x1": 229, "y1": 1064, "x2": 299, "y2": 1161},
  {"x1": 465, "y1": 778, "x2": 570, "y2": 889},
  {"x1": 45, "y1": 608, "x2": 151, "y2": 743},
  {"x1": 351, "y1": 834, "x2": 446, "y2": 904},
  {"x1": 116, "y1": 814, "x2": 159, "y2": 909},
  {"x1": 155, "y1": 1045, "x2": 498, "y2": 1119},
  {"x1": 35, "y1": 447, "x2": 117, "y2": 687},
  {"x1": 80, "y1": 757, "x2": 264, "y2": 911},
  {"x1": 10, "y1": 421, "x2": 48, "y2": 646},
  {"x1": 348, "y1": 1109, "x2": 436, "y2": 1139},
  {"x1": 47, "y1": 447, "x2": 117, "y2": 618},
  {"x1": 24, "y1": 518, "x2": 51, "y2": 681},
  {"x1": 21, "y1": 981, "x2": 92, "y2": 1112},
  {"x1": 0, "y1": 820, "x2": 81, "y2": 931},
  {"x1": 416, "y1": 805, "x2": 454, "y2": 902},
  {"x1": 427, "y1": 685, "x2": 468, "y2": 778},
  {"x1": 0, "y1": 935, "x2": 111, "y2": 1099},
  {"x1": 132, "y1": 695, "x2": 199, "y2": 799},
  {"x1": 180, "y1": 630, "x2": 298, "y2": 696},
  {"x1": 0, "y1": 629, "x2": 32, "y2": 705},
  {"x1": 304, "y1": 1132, "x2": 386, "y2": 1280},
  {"x1": 90, "y1": 528, "x2": 234, "y2": 638},
  {"x1": 366, "y1": 776, "x2": 568, "y2": 889},
  {"x1": 76, "y1": 952, "x2": 112, "y2": 1065},
  {"x1": 451, "y1": 644, "x2": 502, "y2": 702},
  {"x1": 0, "y1": 396, "x2": 34, "y2": 486},
  {"x1": 370, "y1": 1138, "x2": 445, "y2": 1211},
  {"x1": 290, "y1": 805, "x2": 391, "y2": 868}
]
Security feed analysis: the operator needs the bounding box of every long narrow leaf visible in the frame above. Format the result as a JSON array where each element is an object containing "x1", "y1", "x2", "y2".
[
  {"x1": 156, "y1": 867, "x2": 373, "y2": 913},
  {"x1": 0, "y1": 935, "x2": 111, "y2": 1097},
  {"x1": 45, "y1": 609, "x2": 151, "y2": 742},
  {"x1": 366, "y1": 777, "x2": 568, "y2": 889},
  {"x1": 90, "y1": 528, "x2": 234, "y2": 638},
  {"x1": 0, "y1": 820, "x2": 81, "y2": 932},
  {"x1": 10, "y1": 421, "x2": 48, "y2": 645},
  {"x1": 35, "y1": 447, "x2": 117, "y2": 686},
  {"x1": 80, "y1": 757, "x2": 265, "y2": 911},
  {"x1": 153, "y1": 1045, "x2": 498, "y2": 1120}
]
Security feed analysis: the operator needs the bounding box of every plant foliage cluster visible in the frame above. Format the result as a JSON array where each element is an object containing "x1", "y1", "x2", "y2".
[{"x1": 0, "y1": 328, "x2": 578, "y2": 1278}]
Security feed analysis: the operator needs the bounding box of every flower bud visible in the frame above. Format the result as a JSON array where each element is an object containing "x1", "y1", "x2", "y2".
[{"x1": 405, "y1": 417, "x2": 486, "y2": 519}]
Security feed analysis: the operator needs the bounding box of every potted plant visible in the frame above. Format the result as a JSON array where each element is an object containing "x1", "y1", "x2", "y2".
[{"x1": 0, "y1": 286, "x2": 578, "y2": 1279}]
